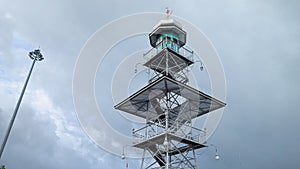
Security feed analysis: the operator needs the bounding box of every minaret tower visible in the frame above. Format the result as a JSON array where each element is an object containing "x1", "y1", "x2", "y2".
[{"x1": 115, "y1": 12, "x2": 226, "y2": 169}]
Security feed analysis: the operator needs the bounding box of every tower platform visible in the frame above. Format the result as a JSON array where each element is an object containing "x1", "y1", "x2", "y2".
[
  {"x1": 133, "y1": 132, "x2": 206, "y2": 155},
  {"x1": 144, "y1": 48, "x2": 193, "y2": 75},
  {"x1": 114, "y1": 76, "x2": 226, "y2": 121}
]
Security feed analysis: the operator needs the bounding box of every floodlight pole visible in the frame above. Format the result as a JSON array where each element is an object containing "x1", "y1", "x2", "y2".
[{"x1": 0, "y1": 49, "x2": 44, "y2": 160}]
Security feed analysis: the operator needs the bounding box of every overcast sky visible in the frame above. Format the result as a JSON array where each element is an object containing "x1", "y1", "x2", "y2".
[{"x1": 0, "y1": 0, "x2": 300, "y2": 169}]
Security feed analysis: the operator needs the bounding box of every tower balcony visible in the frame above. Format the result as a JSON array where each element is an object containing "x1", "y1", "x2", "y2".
[
  {"x1": 132, "y1": 120, "x2": 207, "y2": 147},
  {"x1": 143, "y1": 42, "x2": 194, "y2": 76}
]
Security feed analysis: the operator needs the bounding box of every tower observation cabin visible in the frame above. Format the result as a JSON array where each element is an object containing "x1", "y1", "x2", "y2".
[{"x1": 115, "y1": 16, "x2": 226, "y2": 169}]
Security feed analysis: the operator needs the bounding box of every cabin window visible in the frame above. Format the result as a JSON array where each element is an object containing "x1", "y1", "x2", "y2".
[{"x1": 156, "y1": 33, "x2": 179, "y2": 53}]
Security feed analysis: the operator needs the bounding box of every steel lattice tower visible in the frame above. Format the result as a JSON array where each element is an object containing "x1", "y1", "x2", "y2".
[{"x1": 115, "y1": 17, "x2": 226, "y2": 169}]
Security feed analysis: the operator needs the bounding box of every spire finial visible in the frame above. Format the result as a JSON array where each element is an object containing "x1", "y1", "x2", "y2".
[{"x1": 165, "y1": 7, "x2": 173, "y2": 18}]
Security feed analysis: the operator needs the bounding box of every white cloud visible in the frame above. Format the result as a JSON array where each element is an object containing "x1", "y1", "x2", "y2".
[{"x1": 0, "y1": 77, "x2": 108, "y2": 168}]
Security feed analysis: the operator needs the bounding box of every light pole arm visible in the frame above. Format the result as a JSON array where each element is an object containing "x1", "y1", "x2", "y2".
[{"x1": 210, "y1": 144, "x2": 220, "y2": 160}]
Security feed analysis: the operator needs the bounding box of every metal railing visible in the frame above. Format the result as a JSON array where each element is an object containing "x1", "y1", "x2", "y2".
[
  {"x1": 143, "y1": 40, "x2": 194, "y2": 62},
  {"x1": 132, "y1": 119, "x2": 206, "y2": 145},
  {"x1": 132, "y1": 121, "x2": 165, "y2": 144}
]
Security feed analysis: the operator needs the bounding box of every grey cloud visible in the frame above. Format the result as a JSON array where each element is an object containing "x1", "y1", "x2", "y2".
[{"x1": 0, "y1": 0, "x2": 300, "y2": 169}]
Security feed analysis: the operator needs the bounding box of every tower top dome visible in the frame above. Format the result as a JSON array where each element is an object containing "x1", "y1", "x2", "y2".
[
  {"x1": 153, "y1": 18, "x2": 183, "y2": 29},
  {"x1": 149, "y1": 18, "x2": 187, "y2": 48}
]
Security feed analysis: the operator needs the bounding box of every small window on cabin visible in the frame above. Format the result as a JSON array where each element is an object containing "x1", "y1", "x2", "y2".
[
  {"x1": 156, "y1": 36, "x2": 162, "y2": 45},
  {"x1": 173, "y1": 38, "x2": 178, "y2": 44},
  {"x1": 157, "y1": 43, "x2": 162, "y2": 52}
]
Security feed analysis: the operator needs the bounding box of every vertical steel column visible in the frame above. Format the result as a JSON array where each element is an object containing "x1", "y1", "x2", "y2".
[
  {"x1": 193, "y1": 149, "x2": 198, "y2": 169},
  {"x1": 165, "y1": 92, "x2": 169, "y2": 169},
  {"x1": 140, "y1": 149, "x2": 146, "y2": 169},
  {"x1": 166, "y1": 48, "x2": 169, "y2": 76}
]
